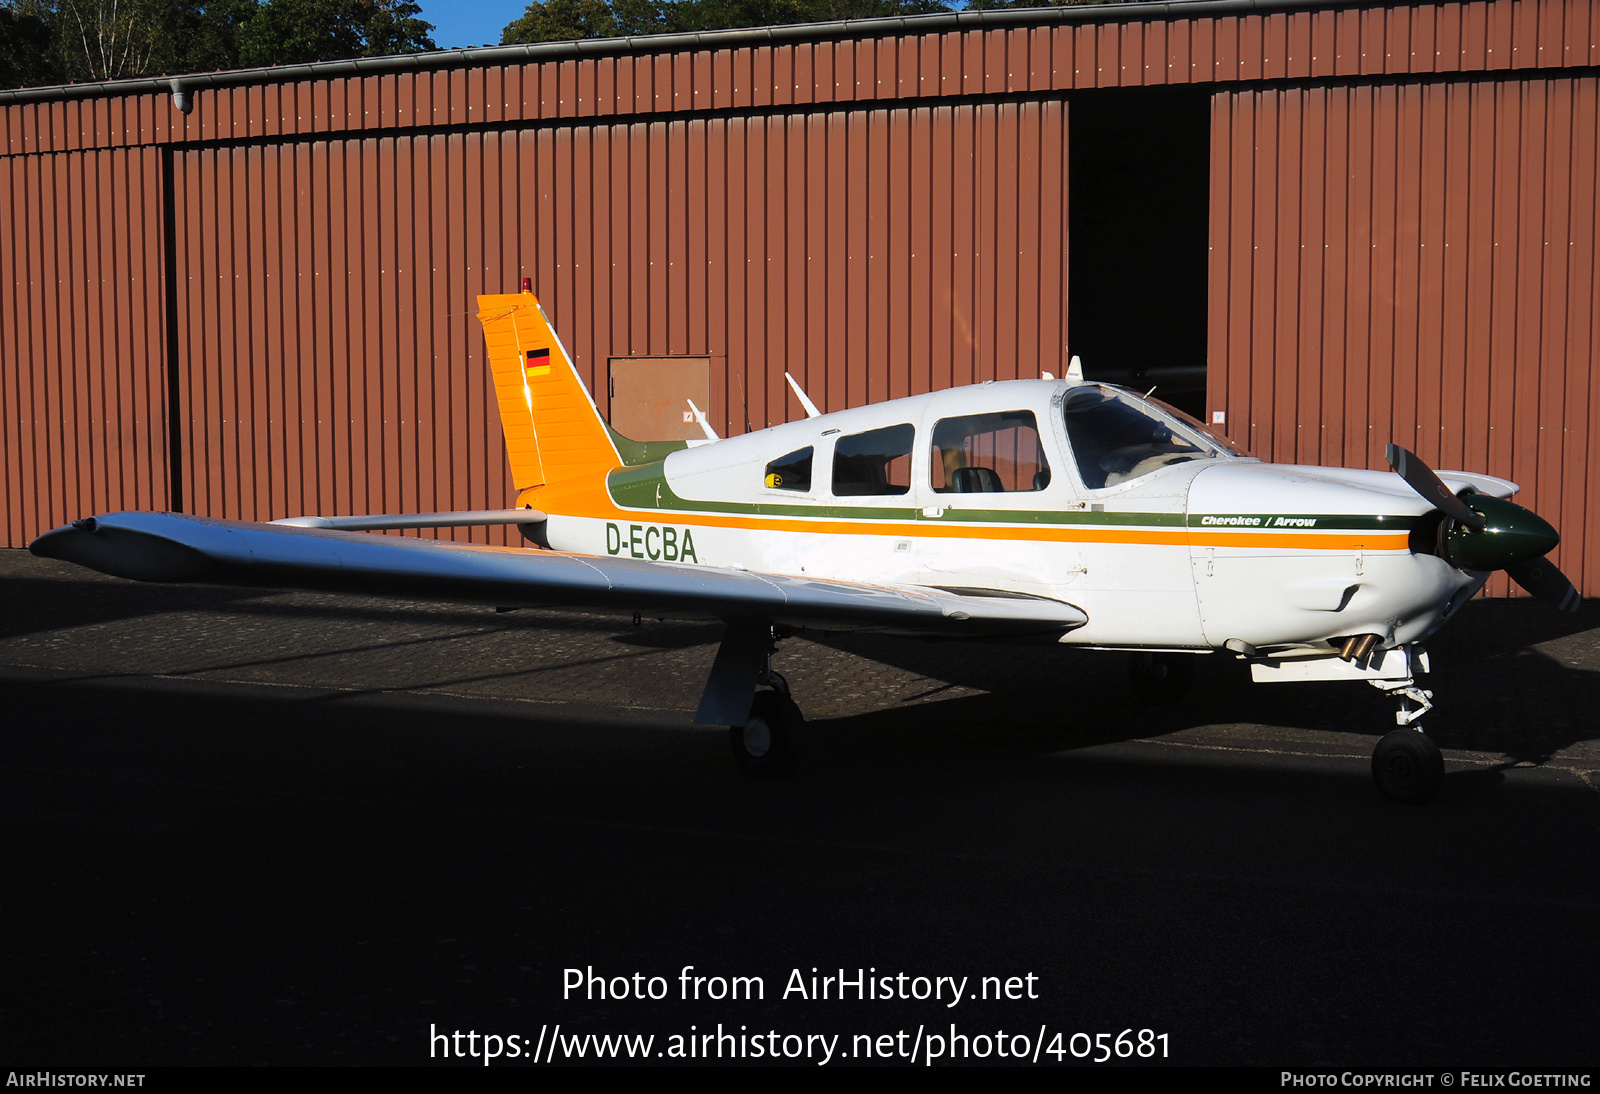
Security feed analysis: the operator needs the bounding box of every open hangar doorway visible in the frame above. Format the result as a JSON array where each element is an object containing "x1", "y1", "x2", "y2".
[{"x1": 1068, "y1": 86, "x2": 1211, "y2": 421}]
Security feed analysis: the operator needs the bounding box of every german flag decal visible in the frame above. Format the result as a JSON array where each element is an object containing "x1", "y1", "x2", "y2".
[{"x1": 525, "y1": 348, "x2": 551, "y2": 377}]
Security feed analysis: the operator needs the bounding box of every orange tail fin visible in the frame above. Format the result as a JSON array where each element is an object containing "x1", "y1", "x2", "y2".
[{"x1": 477, "y1": 290, "x2": 620, "y2": 502}]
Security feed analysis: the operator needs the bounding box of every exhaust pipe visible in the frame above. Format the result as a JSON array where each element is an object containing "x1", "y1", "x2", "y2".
[{"x1": 1338, "y1": 633, "x2": 1382, "y2": 662}]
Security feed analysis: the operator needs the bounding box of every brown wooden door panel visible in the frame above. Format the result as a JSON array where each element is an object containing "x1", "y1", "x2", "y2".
[{"x1": 609, "y1": 357, "x2": 712, "y2": 441}]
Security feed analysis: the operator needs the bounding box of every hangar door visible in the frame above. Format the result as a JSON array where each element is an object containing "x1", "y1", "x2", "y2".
[
  {"x1": 1209, "y1": 78, "x2": 1600, "y2": 597},
  {"x1": 157, "y1": 104, "x2": 1070, "y2": 539}
]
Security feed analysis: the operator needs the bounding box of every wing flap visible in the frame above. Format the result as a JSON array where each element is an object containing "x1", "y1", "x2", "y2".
[{"x1": 31, "y1": 513, "x2": 1088, "y2": 638}]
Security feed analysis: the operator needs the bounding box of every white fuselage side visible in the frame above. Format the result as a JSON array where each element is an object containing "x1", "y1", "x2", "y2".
[{"x1": 544, "y1": 380, "x2": 1493, "y2": 652}]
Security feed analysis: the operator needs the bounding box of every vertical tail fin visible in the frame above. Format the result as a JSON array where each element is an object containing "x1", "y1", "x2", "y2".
[{"x1": 477, "y1": 290, "x2": 620, "y2": 499}]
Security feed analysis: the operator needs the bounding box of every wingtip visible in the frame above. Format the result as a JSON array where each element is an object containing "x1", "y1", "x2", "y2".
[{"x1": 27, "y1": 513, "x2": 213, "y2": 582}]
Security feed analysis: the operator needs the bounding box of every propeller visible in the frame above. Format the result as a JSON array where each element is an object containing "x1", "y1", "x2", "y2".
[
  {"x1": 1385, "y1": 443, "x2": 1486, "y2": 530},
  {"x1": 1385, "y1": 444, "x2": 1579, "y2": 612},
  {"x1": 1505, "y1": 557, "x2": 1583, "y2": 612}
]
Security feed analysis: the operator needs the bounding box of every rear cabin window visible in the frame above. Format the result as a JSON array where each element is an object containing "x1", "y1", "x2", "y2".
[
  {"x1": 764, "y1": 447, "x2": 813, "y2": 491},
  {"x1": 930, "y1": 411, "x2": 1051, "y2": 493},
  {"x1": 832, "y1": 424, "x2": 914, "y2": 496}
]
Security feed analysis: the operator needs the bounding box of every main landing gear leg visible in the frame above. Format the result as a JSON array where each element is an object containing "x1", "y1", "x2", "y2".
[
  {"x1": 1369, "y1": 672, "x2": 1443, "y2": 805},
  {"x1": 696, "y1": 621, "x2": 806, "y2": 777},
  {"x1": 730, "y1": 627, "x2": 805, "y2": 777}
]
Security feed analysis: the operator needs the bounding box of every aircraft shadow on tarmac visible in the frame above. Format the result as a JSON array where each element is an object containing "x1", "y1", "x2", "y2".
[
  {"x1": 4, "y1": 559, "x2": 1595, "y2": 781},
  {"x1": 0, "y1": 576, "x2": 267, "y2": 639},
  {"x1": 804, "y1": 597, "x2": 1600, "y2": 770},
  {"x1": 0, "y1": 572, "x2": 682, "y2": 640}
]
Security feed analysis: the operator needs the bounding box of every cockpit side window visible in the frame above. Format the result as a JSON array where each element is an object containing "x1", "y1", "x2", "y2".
[
  {"x1": 1061, "y1": 385, "x2": 1212, "y2": 489},
  {"x1": 764, "y1": 447, "x2": 813, "y2": 492},
  {"x1": 832, "y1": 424, "x2": 914, "y2": 496},
  {"x1": 930, "y1": 411, "x2": 1051, "y2": 493}
]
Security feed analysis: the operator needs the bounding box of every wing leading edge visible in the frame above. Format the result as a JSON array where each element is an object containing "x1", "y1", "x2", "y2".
[{"x1": 29, "y1": 512, "x2": 1087, "y2": 639}]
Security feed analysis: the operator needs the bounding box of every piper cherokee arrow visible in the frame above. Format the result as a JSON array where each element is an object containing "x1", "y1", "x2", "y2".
[{"x1": 30, "y1": 286, "x2": 1580, "y2": 804}]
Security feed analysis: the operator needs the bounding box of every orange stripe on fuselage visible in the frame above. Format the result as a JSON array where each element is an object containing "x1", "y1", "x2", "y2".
[{"x1": 518, "y1": 474, "x2": 1410, "y2": 551}]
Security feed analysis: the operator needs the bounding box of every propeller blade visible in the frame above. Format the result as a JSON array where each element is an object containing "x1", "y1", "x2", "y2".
[
  {"x1": 1505, "y1": 556, "x2": 1582, "y2": 612},
  {"x1": 1385, "y1": 443, "x2": 1486, "y2": 529}
]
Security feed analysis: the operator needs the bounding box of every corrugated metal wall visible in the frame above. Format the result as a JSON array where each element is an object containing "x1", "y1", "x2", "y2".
[
  {"x1": 159, "y1": 103, "x2": 1066, "y2": 543},
  {"x1": 4, "y1": 0, "x2": 1600, "y2": 593},
  {"x1": 1209, "y1": 76, "x2": 1600, "y2": 595},
  {"x1": 1, "y1": 146, "x2": 170, "y2": 543},
  {"x1": 6, "y1": 0, "x2": 1599, "y2": 156}
]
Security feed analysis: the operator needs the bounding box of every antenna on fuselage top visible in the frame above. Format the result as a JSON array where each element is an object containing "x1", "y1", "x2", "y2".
[
  {"x1": 686, "y1": 398, "x2": 721, "y2": 442},
  {"x1": 1065, "y1": 354, "x2": 1085, "y2": 383},
  {"x1": 784, "y1": 372, "x2": 821, "y2": 418}
]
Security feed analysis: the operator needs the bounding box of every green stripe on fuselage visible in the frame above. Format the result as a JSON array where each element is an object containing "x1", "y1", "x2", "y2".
[
  {"x1": 607, "y1": 462, "x2": 921, "y2": 520},
  {"x1": 604, "y1": 424, "x2": 690, "y2": 466},
  {"x1": 606, "y1": 464, "x2": 1416, "y2": 530},
  {"x1": 1185, "y1": 513, "x2": 1417, "y2": 531}
]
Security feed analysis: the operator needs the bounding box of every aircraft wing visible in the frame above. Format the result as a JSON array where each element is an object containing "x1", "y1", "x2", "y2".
[{"x1": 29, "y1": 512, "x2": 1087, "y2": 639}]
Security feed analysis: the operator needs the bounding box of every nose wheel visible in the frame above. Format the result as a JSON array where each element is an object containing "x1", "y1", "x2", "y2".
[
  {"x1": 1369, "y1": 670, "x2": 1443, "y2": 804},
  {"x1": 1372, "y1": 728, "x2": 1444, "y2": 804}
]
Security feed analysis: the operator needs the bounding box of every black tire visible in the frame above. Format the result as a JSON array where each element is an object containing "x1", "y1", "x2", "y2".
[
  {"x1": 1372, "y1": 728, "x2": 1444, "y2": 805},
  {"x1": 730, "y1": 690, "x2": 805, "y2": 777},
  {"x1": 1127, "y1": 652, "x2": 1194, "y2": 704}
]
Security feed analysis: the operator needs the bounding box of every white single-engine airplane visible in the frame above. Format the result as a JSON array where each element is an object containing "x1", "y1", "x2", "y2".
[{"x1": 31, "y1": 287, "x2": 1580, "y2": 804}]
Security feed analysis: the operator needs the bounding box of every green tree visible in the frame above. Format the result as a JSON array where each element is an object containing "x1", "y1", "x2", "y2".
[
  {"x1": 502, "y1": 0, "x2": 955, "y2": 44},
  {"x1": 359, "y1": 0, "x2": 432, "y2": 53},
  {"x1": 0, "y1": 0, "x2": 434, "y2": 88},
  {"x1": 501, "y1": 0, "x2": 620, "y2": 42},
  {"x1": 47, "y1": 0, "x2": 171, "y2": 79},
  {"x1": 174, "y1": 0, "x2": 260, "y2": 72},
  {"x1": 669, "y1": 0, "x2": 952, "y2": 31},
  {"x1": 239, "y1": 0, "x2": 434, "y2": 66},
  {"x1": 0, "y1": 0, "x2": 61, "y2": 87}
]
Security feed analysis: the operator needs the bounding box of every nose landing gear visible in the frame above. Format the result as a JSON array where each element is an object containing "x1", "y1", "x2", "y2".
[
  {"x1": 1371, "y1": 728, "x2": 1445, "y2": 804},
  {"x1": 1370, "y1": 674, "x2": 1443, "y2": 804}
]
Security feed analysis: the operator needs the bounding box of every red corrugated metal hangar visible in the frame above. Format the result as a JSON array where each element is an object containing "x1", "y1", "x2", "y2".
[{"x1": 2, "y1": 0, "x2": 1598, "y2": 597}]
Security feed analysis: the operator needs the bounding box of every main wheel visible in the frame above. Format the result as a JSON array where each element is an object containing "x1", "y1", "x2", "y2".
[
  {"x1": 1372, "y1": 728, "x2": 1444, "y2": 804},
  {"x1": 730, "y1": 690, "x2": 805, "y2": 777},
  {"x1": 1127, "y1": 651, "x2": 1194, "y2": 704}
]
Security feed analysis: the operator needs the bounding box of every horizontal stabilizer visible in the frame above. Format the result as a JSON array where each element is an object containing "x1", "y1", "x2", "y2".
[
  {"x1": 31, "y1": 512, "x2": 1087, "y2": 638},
  {"x1": 270, "y1": 509, "x2": 546, "y2": 532}
]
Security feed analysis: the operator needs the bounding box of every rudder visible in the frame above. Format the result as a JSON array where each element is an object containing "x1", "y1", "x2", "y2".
[{"x1": 477, "y1": 290, "x2": 620, "y2": 500}]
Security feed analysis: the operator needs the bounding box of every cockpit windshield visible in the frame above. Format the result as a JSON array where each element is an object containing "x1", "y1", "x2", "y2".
[
  {"x1": 1145, "y1": 395, "x2": 1253, "y2": 459},
  {"x1": 1061, "y1": 384, "x2": 1243, "y2": 489}
]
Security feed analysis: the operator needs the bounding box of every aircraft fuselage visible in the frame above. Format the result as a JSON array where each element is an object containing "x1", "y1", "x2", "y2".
[{"x1": 526, "y1": 379, "x2": 1497, "y2": 655}]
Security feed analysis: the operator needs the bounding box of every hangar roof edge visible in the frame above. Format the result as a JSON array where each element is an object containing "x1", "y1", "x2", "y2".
[{"x1": 0, "y1": 0, "x2": 1441, "y2": 105}]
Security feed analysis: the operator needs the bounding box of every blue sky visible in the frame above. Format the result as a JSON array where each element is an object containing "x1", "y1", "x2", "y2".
[{"x1": 416, "y1": 1, "x2": 532, "y2": 50}]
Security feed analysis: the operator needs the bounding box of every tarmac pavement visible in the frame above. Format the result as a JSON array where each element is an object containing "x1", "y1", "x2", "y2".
[{"x1": 2, "y1": 547, "x2": 1597, "y2": 1067}]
